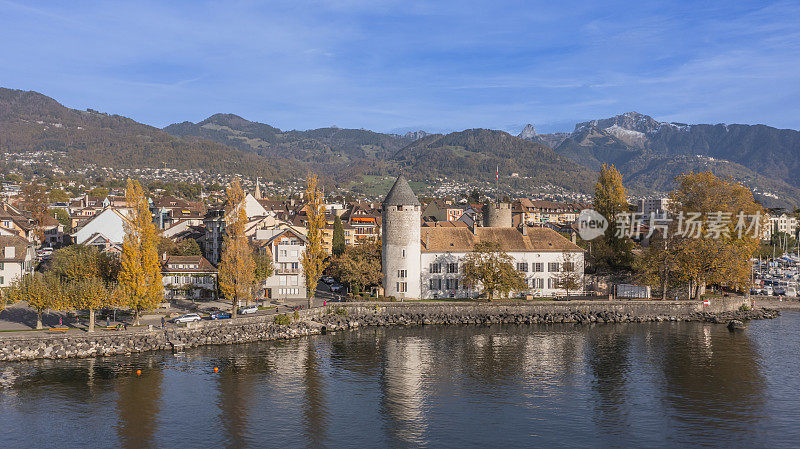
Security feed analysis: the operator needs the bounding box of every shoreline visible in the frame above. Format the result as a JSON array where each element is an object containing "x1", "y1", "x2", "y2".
[{"x1": 0, "y1": 298, "x2": 777, "y2": 362}]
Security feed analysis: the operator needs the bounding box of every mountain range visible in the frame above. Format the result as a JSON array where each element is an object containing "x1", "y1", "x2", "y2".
[
  {"x1": 519, "y1": 112, "x2": 800, "y2": 208},
  {"x1": 1, "y1": 87, "x2": 799, "y2": 207}
]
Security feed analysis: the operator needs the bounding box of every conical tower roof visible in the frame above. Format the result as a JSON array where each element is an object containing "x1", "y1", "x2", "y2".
[{"x1": 383, "y1": 175, "x2": 421, "y2": 206}]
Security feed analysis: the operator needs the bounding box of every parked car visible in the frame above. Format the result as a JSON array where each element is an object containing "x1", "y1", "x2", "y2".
[
  {"x1": 173, "y1": 313, "x2": 202, "y2": 324},
  {"x1": 322, "y1": 276, "x2": 335, "y2": 285},
  {"x1": 761, "y1": 286, "x2": 773, "y2": 296},
  {"x1": 330, "y1": 283, "x2": 345, "y2": 293},
  {"x1": 774, "y1": 286, "x2": 786, "y2": 296},
  {"x1": 786, "y1": 287, "x2": 797, "y2": 297},
  {"x1": 239, "y1": 305, "x2": 259, "y2": 315},
  {"x1": 209, "y1": 311, "x2": 232, "y2": 320}
]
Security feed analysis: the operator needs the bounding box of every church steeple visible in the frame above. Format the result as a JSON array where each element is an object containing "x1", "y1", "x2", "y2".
[{"x1": 255, "y1": 177, "x2": 262, "y2": 200}]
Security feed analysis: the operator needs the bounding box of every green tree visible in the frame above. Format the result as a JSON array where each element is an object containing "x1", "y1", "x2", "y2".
[
  {"x1": 301, "y1": 174, "x2": 328, "y2": 303},
  {"x1": 52, "y1": 208, "x2": 72, "y2": 233},
  {"x1": 461, "y1": 242, "x2": 526, "y2": 300},
  {"x1": 218, "y1": 178, "x2": 255, "y2": 317},
  {"x1": 635, "y1": 231, "x2": 678, "y2": 300},
  {"x1": 253, "y1": 245, "x2": 275, "y2": 285},
  {"x1": 49, "y1": 188, "x2": 70, "y2": 203},
  {"x1": 118, "y1": 179, "x2": 163, "y2": 325},
  {"x1": 51, "y1": 244, "x2": 119, "y2": 284},
  {"x1": 593, "y1": 164, "x2": 634, "y2": 269},
  {"x1": 328, "y1": 241, "x2": 381, "y2": 295},
  {"x1": 332, "y1": 215, "x2": 345, "y2": 256}
]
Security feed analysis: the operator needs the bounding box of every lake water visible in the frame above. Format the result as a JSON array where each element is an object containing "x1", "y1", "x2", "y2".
[{"x1": 1, "y1": 312, "x2": 799, "y2": 448}]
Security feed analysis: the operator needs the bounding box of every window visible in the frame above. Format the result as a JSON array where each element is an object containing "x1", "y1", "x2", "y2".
[
  {"x1": 548, "y1": 278, "x2": 557, "y2": 289},
  {"x1": 290, "y1": 276, "x2": 298, "y2": 286},
  {"x1": 447, "y1": 262, "x2": 458, "y2": 274},
  {"x1": 548, "y1": 262, "x2": 560, "y2": 272},
  {"x1": 402, "y1": 249, "x2": 406, "y2": 257},
  {"x1": 279, "y1": 276, "x2": 287, "y2": 286},
  {"x1": 446, "y1": 278, "x2": 459, "y2": 290},
  {"x1": 396, "y1": 282, "x2": 407, "y2": 293},
  {"x1": 430, "y1": 278, "x2": 442, "y2": 290},
  {"x1": 533, "y1": 263, "x2": 543, "y2": 272},
  {"x1": 563, "y1": 262, "x2": 575, "y2": 272},
  {"x1": 531, "y1": 278, "x2": 543, "y2": 289},
  {"x1": 516, "y1": 262, "x2": 528, "y2": 272},
  {"x1": 398, "y1": 270, "x2": 407, "y2": 278},
  {"x1": 430, "y1": 263, "x2": 441, "y2": 273}
]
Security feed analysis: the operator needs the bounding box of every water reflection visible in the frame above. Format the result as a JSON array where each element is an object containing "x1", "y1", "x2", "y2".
[
  {"x1": 656, "y1": 323, "x2": 766, "y2": 445},
  {"x1": 0, "y1": 316, "x2": 792, "y2": 448},
  {"x1": 115, "y1": 359, "x2": 162, "y2": 449},
  {"x1": 381, "y1": 337, "x2": 431, "y2": 446}
]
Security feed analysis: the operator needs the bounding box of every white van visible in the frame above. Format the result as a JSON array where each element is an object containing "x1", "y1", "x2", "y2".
[{"x1": 786, "y1": 287, "x2": 797, "y2": 297}]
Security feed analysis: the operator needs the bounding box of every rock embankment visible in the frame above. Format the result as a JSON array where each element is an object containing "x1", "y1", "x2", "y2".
[
  {"x1": 0, "y1": 302, "x2": 779, "y2": 362},
  {"x1": 0, "y1": 321, "x2": 320, "y2": 362},
  {"x1": 316, "y1": 307, "x2": 780, "y2": 331}
]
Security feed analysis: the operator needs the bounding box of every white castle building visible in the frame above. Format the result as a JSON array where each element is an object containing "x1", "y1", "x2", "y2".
[{"x1": 382, "y1": 176, "x2": 586, "y2": 300}]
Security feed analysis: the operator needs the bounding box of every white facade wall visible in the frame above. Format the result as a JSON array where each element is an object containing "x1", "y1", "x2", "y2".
[
  {"x1": 0, "y1": 261, "x2": 24, "y2": 287},
  {"x1": 73, "y1": 209, "x2": 126, "y2": 245},
  {"x1": 419, "y1": 250, "x2": 584, "y2": 299},
  {"x1": 263, "y1": 241, "x2": 306, "y2": 300},
  {"x1": 383, "y1": 204, "x2": 422, "y2": 299}
]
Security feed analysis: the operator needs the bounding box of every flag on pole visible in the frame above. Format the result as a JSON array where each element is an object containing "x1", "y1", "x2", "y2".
[{"x1": 496, "y1": 165, "x2": 499, "y2": 180}]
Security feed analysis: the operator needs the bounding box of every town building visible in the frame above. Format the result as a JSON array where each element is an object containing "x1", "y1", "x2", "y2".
[
  {"x1": 764, "y1": 213, "x2": 799, "y2": 240},
  {"x1": 161, "y1": 255, "x2": 218, "y2": 301},
  {"x1": 513, "y1": 199, "x2": 586, "y2": 226},
  {"x1": 253, "y1": 227, "x2": 308, "y2": 300},
  {"x1": 637, "y1": 198, "x2": 671, "y2": 217},
  {"x1": 382, "y1": 176, "x2": 585, "y2": 300},
  {"x1": 71, "y1": 208, "x2": 130, "y2": 253},
  {"x1": 0, "y1": 235, "x2": 36, "y2": 287}
]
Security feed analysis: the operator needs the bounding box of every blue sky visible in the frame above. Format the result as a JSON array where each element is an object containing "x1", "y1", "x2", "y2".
[{"x1": 1, "y1": 0, "x2": 798, "y2": 134}]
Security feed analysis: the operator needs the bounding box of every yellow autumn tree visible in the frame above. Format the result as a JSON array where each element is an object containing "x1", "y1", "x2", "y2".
[
  {"x1": 218, "y1": 178, "x2": 255, "y2": 318},
  {"x1": 669, "y1": 172, "x2": 765, "y2": 298},
  {"x1": 67, "y1": 277, "x2": 113, "y2": 332},
  {"x1": 6, "y1": 272, "x2": 66, "y2": 329},
  {"x1": 118, "y1": 179, "x2": 163, "y2": 325},
  {"x1": 593, "y1": 163, "x2": 634, "y2": 269},
  {"x1": 301, "y1": 173, "x2": 328, "y2": 304}
]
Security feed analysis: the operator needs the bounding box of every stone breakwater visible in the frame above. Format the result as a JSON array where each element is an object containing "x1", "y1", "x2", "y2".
[
  {"x1": 318, "y1": 305, "x2": 779, "y2": 331},
  {"x1": 0, "y1": 298, "x2": 777, "y2": 362}
]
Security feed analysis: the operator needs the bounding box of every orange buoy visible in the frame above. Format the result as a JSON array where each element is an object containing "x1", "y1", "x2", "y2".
[
  {"x1": 136, "y1": 370, "x2": 142, "y2": 376},
  {"x1": 214, "y1": 366, "x2": 219, "y2": 373}
]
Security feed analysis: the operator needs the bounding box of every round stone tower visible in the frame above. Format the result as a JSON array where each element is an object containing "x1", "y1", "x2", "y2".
[
  {"x1": 482, "y1": 202, "x2": 512, "y2": 227},
  {"x1": 382, "y1": 175, "x2": 421, "y2": 299}
]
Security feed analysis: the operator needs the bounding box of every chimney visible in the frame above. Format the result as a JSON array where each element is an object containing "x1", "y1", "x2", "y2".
[
  {"x1": 522, "y1": 224, "x2": 527, "y2": 236},
  {"x1": 571, "y1": 232, "x2": 577, "y2": 244},
  {"x1": 425, "y1": 233, "x2": 430, "y2": 249},
  {"x1": 162, "y1": 252, "x2": 168, "y2": 262},
  {"x1": 4, "y1": 246, "x2": 15, "y2": 259}
]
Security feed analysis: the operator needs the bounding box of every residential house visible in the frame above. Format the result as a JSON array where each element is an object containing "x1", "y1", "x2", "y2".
[
  {"x1": 253, "y1": 227, "x2": 308, "y2": 300},
  {"x1": 72, "y1": 208, "x2": 129, "y2": 253},
  {"x1": 0, "y1": 235, "x2": 36, "y2": 287},
  {"x1": 161, "y1": 255, "x2": 218, "y2": 301}
]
